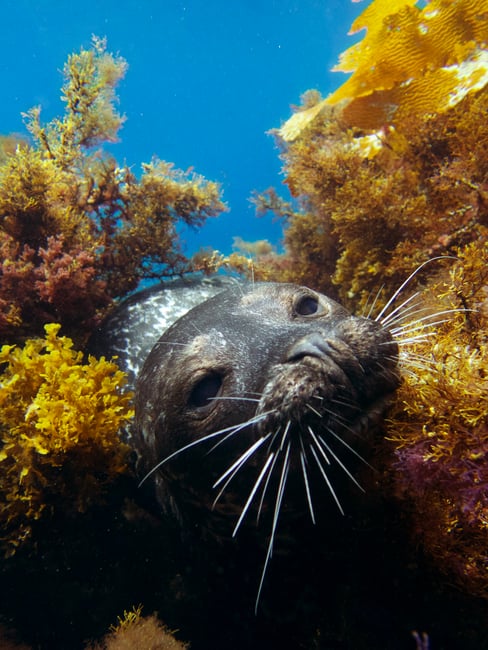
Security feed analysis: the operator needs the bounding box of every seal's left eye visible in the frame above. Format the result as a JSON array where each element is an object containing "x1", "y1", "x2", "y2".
[
  {"x1": 189, "y1": 374, "x2": 222, "y2": 408},
  {"x1": 295, "y1": 295, "x2": 320, "y2": 316}
]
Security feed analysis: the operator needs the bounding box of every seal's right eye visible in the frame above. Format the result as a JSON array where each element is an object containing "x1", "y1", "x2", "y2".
[{"x1": 188, "y1": 373, "x2": 223, "y2": 409}]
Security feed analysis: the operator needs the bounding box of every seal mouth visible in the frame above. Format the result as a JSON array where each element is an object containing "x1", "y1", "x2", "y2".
[
  {"x1": 255, "y1": 325, "x2": 398, "y2": 439},
  {"x1": 249, "y1": 356, "x2": 393, "y2": 496}
]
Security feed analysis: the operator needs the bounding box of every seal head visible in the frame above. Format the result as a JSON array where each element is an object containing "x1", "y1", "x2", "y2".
[{"x1": 134, "y1": 282, "x2": 400, "y2": 539}]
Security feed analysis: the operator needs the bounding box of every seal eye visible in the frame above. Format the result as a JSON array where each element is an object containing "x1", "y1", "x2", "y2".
[
  {"x1": 188, "y1": 373, "x2": 222, "y2": 409},
  {"x1": 295, "y1": 294, "x2": 320, "y2": 316}
]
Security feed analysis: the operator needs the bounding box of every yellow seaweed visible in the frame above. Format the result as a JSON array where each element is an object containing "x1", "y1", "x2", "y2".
[
  {"x1": 386, "y1": 241, "x2": 488, "y2": 596},
  {"x1": 88, "y1": 605, "x2": 188, "y2": 650},
  {"x1": 280, "y1": 0, "x2": 488, "y2": 140},
  {"x1": 0, "y1": 323, "x2": 133, "y2": 555}
]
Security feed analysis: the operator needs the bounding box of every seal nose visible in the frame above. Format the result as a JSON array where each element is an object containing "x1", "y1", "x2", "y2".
[{"x1": 286, "y1": 332, "x2": 332, "y2": 363}]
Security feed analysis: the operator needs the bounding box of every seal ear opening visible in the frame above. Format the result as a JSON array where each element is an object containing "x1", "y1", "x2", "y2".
[{"x1": 188, "y1": 373, "x2": 223, "y2": 409}]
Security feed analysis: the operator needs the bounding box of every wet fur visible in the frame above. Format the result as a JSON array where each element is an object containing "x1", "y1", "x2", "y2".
[{"x1": 135, "y1": 282, "x2": 404, "y2": 607}]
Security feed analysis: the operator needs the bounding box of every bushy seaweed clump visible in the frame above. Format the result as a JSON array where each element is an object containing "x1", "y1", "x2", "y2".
[
  {"x1": 87, "y1": 605, "x2": 188, "y2": 650},
  {"x1": 217, "y1": 0, "x2": 488, "y2": 599},
  {"x1": 0, "y1": 323, "x2": 133, "y2": 556},
  {"x1": 0, "y1": 36, "x2": 224, "y2": 343},
  {"x1": 387, "y1": 241, "x2": 488, "y2": 597}
]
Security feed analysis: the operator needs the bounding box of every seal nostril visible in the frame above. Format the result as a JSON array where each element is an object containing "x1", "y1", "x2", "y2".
[{"x1": 286, "y1": 333, "x2": 332, "y2": 363}]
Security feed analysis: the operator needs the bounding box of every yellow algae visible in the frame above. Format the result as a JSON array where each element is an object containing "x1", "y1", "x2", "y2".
[
  {"x1": 386, "y1": 242, "x2": 488, "y2": 596},
  {"x1": 0, "y1": 324, "x2": 133, "y2": 555},
  {"x1": 280, "y1": 0, "x2": 488, "y2": 141},
  {"x1": 87, "y1": 605, "x2": 189, "y2": 650}
]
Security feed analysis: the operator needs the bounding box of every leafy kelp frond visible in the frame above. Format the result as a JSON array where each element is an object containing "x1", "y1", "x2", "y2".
[
  {"x1": 0, "y1": 324, "x2": 133, "y2": 555},
  {"x1": 280, "y1": 0, "x2": 488, "y2": 140}
]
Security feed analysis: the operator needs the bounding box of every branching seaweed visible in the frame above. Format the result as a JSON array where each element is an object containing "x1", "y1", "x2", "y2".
[
  {"x1": 387, "y1": 241, "x2": 488, "y2": 597},
  {"x1": 0, "y1": 37, "x2": 225, "y2": 342}
]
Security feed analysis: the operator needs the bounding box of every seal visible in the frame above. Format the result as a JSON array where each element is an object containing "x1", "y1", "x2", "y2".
[
  {"x1": 88, "y1": 274, "x2": 239, "y2": 388},
  {"x1": 133, "y1": 281, "x2": 400, "y2": 604}
]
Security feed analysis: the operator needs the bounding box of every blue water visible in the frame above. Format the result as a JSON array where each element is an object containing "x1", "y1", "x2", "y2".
[{"x1": 1, "y1": 0, "x2": 361, "y2": 255}]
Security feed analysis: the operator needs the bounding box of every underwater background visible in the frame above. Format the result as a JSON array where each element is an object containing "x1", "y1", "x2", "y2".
[
  {"x1": 0, "y1": 0, "x2": 361, "y2": 255},
  {"x1": 1, "y1": 0, "x2": 488, "y2": 647}
]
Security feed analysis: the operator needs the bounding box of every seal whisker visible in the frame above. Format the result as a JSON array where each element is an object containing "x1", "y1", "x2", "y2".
[
  {"x1": 381, "y1": 353, "x2": 402, "y2": 365},
  {"x1": 207, "y1": 411, "x2": 276, "y2": 455},
  {"x1": 328, "y1": 416, "x2": 371, "y2": 446},
  {"x1": 232, "y1": 451, "x2": 276, "y2": 537},
  {"x1": 138, "y1": 415, "x2": 269, "y2": 487},
  {"x1": 330, "y1": 396, "x2": 361, "y2": 411},
  {"x1": 363, "y1": 283, "x2": 384, "y2": 319},
  {"x1": 212, "y1": 435, "x2": 273, "y2": 510},
  {"x1": 400, "y1": 351, "x2": 437, "y2": 369},
  {"x1": 379, "y1": 339, "x2": 406, "y2": 347},
  {"x1": 374, "y1": 256, "x2": 457, "y2": 322},
  {"x1": 399, "y1": 349, "x2": 438, "y2": 371},
  {"x1": 210, "y1": 396, "x2": 261, "y2": 403},
  {"x1": 398, "y1": 367, "x2": 422, "y2": 380},
  {"x1": 189, "y1": 320, "x2": 204, "y2": 335},
  {"x1": 390, "y1": 309, "x2": 468, "y2": 336},
  {"x1": 308, "y1": 440, "x2": 344, "y2": 515},
  {"x1": 279, "y1": 420, "x2": 291, "y2": 451},
  {"x1": 151, "y1": 340, "x2": 188, "y2": 348},
  {"x1": 306, "y1": 403, "x2": 322, "y2": 418},
  {"x1": 322, "y1": 427, "x2": 373, "y2": 469},
  {"x1": 213, "y1": 433, "x2": 272, "y2": 491},
  {"x1": 320, "y1": 406, "x2": 354, "y2": 427},
  {"x1": 373, "y1": 361, "x2": 396, "y2": 378},
  {"x1": 379, "y1": 301, "x2": 431, "y2": 328},
  {"x1": 300, "y1": 448, "x2": 316, "y2": 524},
  {"x1": 265, "y1": 426, "x2": 282, "y2": 455},
  {"x1": 270, "y1": 442, "x2": 290, "y2": 552},
  {"x1": 256, "y1": 448, "x2": 280, "y2": 524},
  {"x1": 378, "y1": 291, "x2": 422, "y2": 326},
  {"x1": 393, "y1": 333, "x2": 438, "y2": 345},
  {"x1": 399, "y1": 356, "x2": 436, "y2": 372},
  {"x1": 307, "y1": 425, "x2": 330, "y2": 465},
  {"x1": 255, "y1": 440, "x2": 291, "y2": 613},
  {"x1": 318, "y1": 432, "x2": 365, "y2": 493}
]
